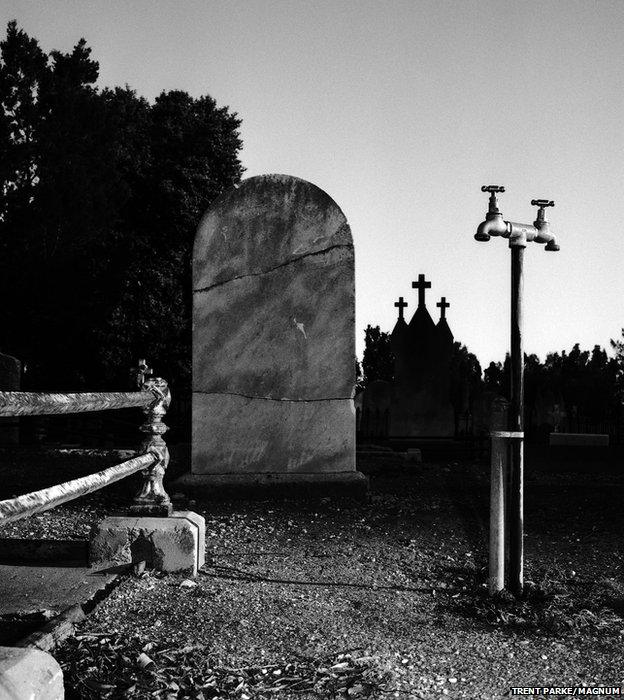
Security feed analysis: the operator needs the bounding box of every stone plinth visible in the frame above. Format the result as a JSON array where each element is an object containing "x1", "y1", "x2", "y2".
[
  {"x1": 549, "y1": 433, "x2": 609, "y2": 447},
  {"x1": 89, "y1": 511, "x2": 205, "y2": 577},
  {"x1": 186, "y1": 174, "x2": 364, "y2": 495}
]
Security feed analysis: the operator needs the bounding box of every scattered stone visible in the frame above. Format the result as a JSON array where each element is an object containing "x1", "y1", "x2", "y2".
[{"x1": 0, "y1": 645, "x2": 63, "y2": 698}]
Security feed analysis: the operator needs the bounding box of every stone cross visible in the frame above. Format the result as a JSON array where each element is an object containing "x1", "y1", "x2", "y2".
[
  {"x1": 437, "y1": 296, "x2": 450, "y2": 320},
  {"x1": 412, "y1": 274, "x2": 431, "y2": 308},
  {"x1": 394, "y1": 296, "x2": 408, "y2": 320}
]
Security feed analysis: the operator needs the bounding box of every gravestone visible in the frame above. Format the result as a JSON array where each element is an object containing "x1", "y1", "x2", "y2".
[
  {"x1": 0, "y1": 352, "x2": 21, "y2": 444},
  {"x1": 179, "y1": 174, "x2": 366, "y2": 496},
  {"x1": 532, "y1": 388, "x2": 565, "y2": 439}
]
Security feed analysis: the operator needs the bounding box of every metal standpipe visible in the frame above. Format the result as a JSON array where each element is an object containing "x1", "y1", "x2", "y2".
[
  {"x1": 475, "y1": 186, "x2": 560, "y2": 596},
  {"x1": 508, "y1": 245, "x2": 525, "y2": 595},
  {"x1": 488, "y1": 398, "x2": 508, "y2": 594}
]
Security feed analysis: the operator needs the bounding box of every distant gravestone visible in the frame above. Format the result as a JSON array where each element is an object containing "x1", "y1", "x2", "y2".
[
  {"x1": 0, "y1": 352, "x2": 21, "y2": 444},
  {"x1": 360, "y1": 379, "x2": 392, "y2": 438},
  {"x1": 182, "y1": 174, "x2": 366, "y2": 495}
]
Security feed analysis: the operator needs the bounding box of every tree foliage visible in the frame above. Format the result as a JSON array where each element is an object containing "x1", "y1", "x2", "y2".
[
  {"x1": 361, "y1": 325, "x2": 394, "y2": 385},
  {"x1": 359, "y1": 316, "x2": 622, "y2": 430},
  {"x1": 0, "y1": 21, "x2": 244, "y2": 390},
  {"x1": 450, "y1": 342, "x2": 482, "y2": 413},
  {"x1": 482, "y1": 343, "x2": 621, "y2": 426}
]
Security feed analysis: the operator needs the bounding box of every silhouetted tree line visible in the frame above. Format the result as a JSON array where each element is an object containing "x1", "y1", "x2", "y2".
[
  {"x1": 485, "y1": 341, "x2": 623, "y2": 428},
  {"x1": 359, "y1": 324, "x2": 482, "y2": 418},
  {"x1": 361, "y1": 325, "x2": 624, "y2": 431},
  {"x1": 0, "y1": 21, "x2": 244, "y2": 391}
]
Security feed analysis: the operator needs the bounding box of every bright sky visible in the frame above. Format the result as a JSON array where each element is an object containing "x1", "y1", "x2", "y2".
[{"x1": 4, "y1": 0, "x2": 624, "y2": 366}]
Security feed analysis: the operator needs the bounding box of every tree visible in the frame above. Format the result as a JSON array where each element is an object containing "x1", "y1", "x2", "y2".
[
  {"x1": 450, "y1": 342, "x2": 482, "y2": 415},
  {"x1": 0, "y1": 21, "x2": 244, "y2": 390},
  {"x1": 361, "y1": 325, "x2": 394, "y2": 386},
  {"x1": 610, "y1": 328, "x2": 624, "y2": 402}
]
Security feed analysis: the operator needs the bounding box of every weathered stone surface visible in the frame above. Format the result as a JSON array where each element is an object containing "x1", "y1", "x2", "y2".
[
  {"x1": 191, "y1": 174, "x2": 357, "y2": 480},
  {"x1": 193, "y1": 248, "x2": 353, "y2": 398},
  {"x1": 89, "y1": 511, "x2": 205, "y2": 577},
  {"x1": 0, "y1": 564, "x2": 117, "y2": 617},
  {"x1": 193, "y1": 393, "x2": 354, "y2": 474},
  {"x1": 0, "y1": 646, "x2": 63, "y2": 698},
  {"x1": 193, "y1": 175, "x2": 352, "y2": 291}
]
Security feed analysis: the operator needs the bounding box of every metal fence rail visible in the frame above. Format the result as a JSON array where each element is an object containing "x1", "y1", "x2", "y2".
[
  {"x1": 0, "y1": 452, "x2": 157, "y2": 525},
  {"x1": 0, "y1": 390, "x2": 157, "y2": 417},
  {"x1": 0, "y1": 360, "x2": 173, "y2": 523}
]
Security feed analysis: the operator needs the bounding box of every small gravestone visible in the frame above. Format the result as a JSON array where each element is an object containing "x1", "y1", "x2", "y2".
[
  {"x1": 180, "y1": 174, "x2": 366, "y2": 496},
  {"x1": 0, "y1": 352, "x2": 21, "y2": 444},
  {"x1": 360, "y1": 379, "x2": 392, "y2": 438}
]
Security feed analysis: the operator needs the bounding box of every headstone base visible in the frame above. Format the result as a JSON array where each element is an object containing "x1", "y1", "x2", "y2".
[
  {"x1": 89, "y1": 511, "x2": 205, "y2": 577},
  {"x1": 173, "y1": 471, "x2": 369, "y2": 501},
  {"x1": 404, "y1": 448, "x2": 422, "y2": 464},
  {"x1": 549, "y1": 432, "x2": 609, "y2": 447}
]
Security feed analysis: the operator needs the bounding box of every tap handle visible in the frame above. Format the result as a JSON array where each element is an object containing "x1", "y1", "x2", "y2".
[
  {"x1": 531, "y1": 199, "x2": 554, "y2": 208},
  {"x1": 481, "y1": 185, "x2": 505, "y2": 193}
]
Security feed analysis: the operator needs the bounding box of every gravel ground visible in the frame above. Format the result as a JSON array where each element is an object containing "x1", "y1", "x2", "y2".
[{"x1": 1, "y1": 448, "x2": 623, "y2": 699}]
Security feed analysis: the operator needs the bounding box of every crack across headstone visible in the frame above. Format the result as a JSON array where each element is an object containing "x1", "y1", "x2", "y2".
[
  {"x1": 193, "y1": 390, "x2": 352, "y2": 402},
  {"x1": 193, "y1": 243, "x2": 353, "y2": 294}
]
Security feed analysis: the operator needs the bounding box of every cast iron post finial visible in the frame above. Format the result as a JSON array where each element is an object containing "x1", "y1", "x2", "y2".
[{"x1": 133, "y1": 358, "x2": 153, "y2": 389}]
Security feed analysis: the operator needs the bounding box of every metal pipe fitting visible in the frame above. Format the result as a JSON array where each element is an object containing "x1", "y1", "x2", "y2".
[
  {"x1": 475, "y1": 185, "x2": 509, "y2": 241},
  {"x1": 475, "y1": 188, "x2": 561, "y2": 252},
  {"x1": 531, "y1": 199, "x2": 560, "y2": 251},
  {"x1": 475, "y1": 214, "x2": 509, "y2": 241}
]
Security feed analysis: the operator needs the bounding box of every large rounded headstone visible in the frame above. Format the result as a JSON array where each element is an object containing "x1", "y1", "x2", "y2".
[{"x1": 189, "y1": 175, "x2": 364, "y2": 492}]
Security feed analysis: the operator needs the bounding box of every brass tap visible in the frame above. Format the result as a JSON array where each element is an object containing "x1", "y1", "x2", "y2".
[{"x1": 475, "y1": 187, "x2": 560, "y2": 251}]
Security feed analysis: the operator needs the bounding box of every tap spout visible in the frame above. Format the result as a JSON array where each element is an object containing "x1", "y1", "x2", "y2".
[
  {"x1": 475, "y1": 213, "x2": 509, "y2": 241},
  {"x1": 532, "y1": 201, "x2": 560, "y2": 251},
  {"x1": 475, "y1": 186, "x2": 510, "y2": 241},
  {"x1": 534, "y1": 225, "x2": 559, "y2": 251}
]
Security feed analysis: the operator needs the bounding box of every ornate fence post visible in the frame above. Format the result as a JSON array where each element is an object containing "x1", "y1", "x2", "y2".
[{"x1": 130, "y1": 368, "x2": 173, "y2": 517}]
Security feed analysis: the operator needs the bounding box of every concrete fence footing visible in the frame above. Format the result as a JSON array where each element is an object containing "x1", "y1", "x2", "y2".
[{"x1": 89, "y1": 511, "x2": 205, "y2": 577}]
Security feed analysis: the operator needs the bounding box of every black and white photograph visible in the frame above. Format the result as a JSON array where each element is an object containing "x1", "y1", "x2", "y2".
[{"x1": 0, "y1": 1, "x2": 622, "y2": 697}]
